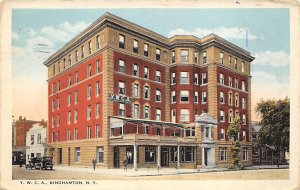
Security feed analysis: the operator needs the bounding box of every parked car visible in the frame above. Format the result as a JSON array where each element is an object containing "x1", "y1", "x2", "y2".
[
  {"x1": 25, "y1": 157, "x2": 39, "y2": 170},
  {"x1": 40, "y1": 157, "x2": 53, "y2": 170}
]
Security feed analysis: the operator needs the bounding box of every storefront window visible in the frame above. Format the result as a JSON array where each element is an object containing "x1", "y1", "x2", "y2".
[
  {"x1": 126, "y1": 148, "x2": 134, "y2": 164},
  {"x1": 145, "y1": 147, "x2": 156, "y2": 163}
]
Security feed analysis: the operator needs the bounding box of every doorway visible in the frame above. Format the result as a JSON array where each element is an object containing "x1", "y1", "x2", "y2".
[
  {"x1": 161, "y1": 147, "x2": 169, "y2": 167},
  {"x1": 204, "y1": 148, "x2": 208, "y2": 166},
  {"x1": 57, "y1": 148, "x2": 62, "y2": 165},
  {"x1": 67, "y1": 147, "x2": 71, "y2": 166},
  {"x1": 113, "y1": 147, "x2": 120, "y2": 168}
]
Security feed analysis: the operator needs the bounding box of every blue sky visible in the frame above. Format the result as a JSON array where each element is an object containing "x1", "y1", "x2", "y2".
[{"x1": 12, "y1": 9, "x2": 290, "y2": 120}]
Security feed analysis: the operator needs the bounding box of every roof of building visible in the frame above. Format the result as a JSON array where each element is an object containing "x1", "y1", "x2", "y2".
[{"x1": 44, "y1": 12, "x2": 254, "y2": 67}]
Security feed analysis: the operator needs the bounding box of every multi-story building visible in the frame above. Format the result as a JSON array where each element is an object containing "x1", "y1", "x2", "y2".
[{"x1": 43, "y1": 12, "x2": 254, "y2": 169}]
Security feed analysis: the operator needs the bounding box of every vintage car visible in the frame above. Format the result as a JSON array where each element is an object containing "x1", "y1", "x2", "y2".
[
  {"x1": 40, "y1": 157, "x2": 53, "y2": 170},
  {"x1": 25, "y1": 157, "x2": 40, "y2": 170}
]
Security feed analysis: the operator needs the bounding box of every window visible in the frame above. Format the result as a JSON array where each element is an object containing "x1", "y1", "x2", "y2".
[
  {"x1": 52, "y1": 132, "x2": 55, "y2": 142},
  {"x1": 68, "y1": 54, "x2": 72, "y2": 66},
  {"x1": 75, "y1": 71, "x2": 78, "y2": 84},
  {"x1": 57, "y1": 81, "x2": 60, "y2": 91},
  {"x1": 144, "y1": 43, "x2": 149, "y2": 56},
  {"x1": 180, "y1": 90, "x2": 189, "y2": 102},
  {"x1": 156, "y1": 109, "x2": 161, "y2": 120},
  {"x1": 242, "y1": 148, "x2": 248, "y2": 161},
  {"x1": 88, "y1": 41, "x2": 92, "y2": 54},
  {"x1": 229, "y1": 110, "x2": 233, "y2": 123},
  {"x1": 95, "y1": 125, "x2": 100, "y2": 138},
  {"x1": 133, "y1": 64, "x2": 138, "y2": 76},
  {"x1": 67, "y1": 129, "x2": 71, "y2": 141},
  {"x1": 119, "y1": 60, "x2": 125, "y2": 73},
  {"x1": 57, "y1": 98, "x2": 60, "y2": 109},
  {"x1": 119, "y1": 82, "x2": 125, "y2": 95},
  {"x1": 74, "y1": 91, "x2": 78, "y2": 104},
  {"x1": 194, "y1": 73, "x2": 199, "y2": 85},
  {"x1": 242, "y1": 61, "x2": 245, "y2": 73},
  {"x1": 81, "y1": 45, "x2": 84, "y2": 58},
  {"x1": 202, "y1": 73, "x2": 207, "y2": 84},
  {"x1": 96, "y1": 35, "x2": 100, "y2": 49},
  {"x1": 133, "y1": 83, "x2": 139, "y2": 97},
  {"x1": 171, "y1": 73, "x2": 176, "y2": 84},
  {"x1": 68, "y1": 75, "x2": 72, "y2": 86},
  {"x1": 57, "y1": 115, "x2": 60, "y2": 127},
  {"x1": 133, "y1": 104, "x2": 140, "y2": 118},
  {"x1": 144, "y1": 86, "x2": 150, "y2": 99},
  {"x1": 220, "y1": 148, "x2": 227, "y2": 161},
  {"x1": 181, "y1": 50, "x2": 188, "y2": 62},
  {"x1": 68, "y1": 93, "x2": 71, "y2": 106},
  {"x1": 97, "y1": 147, "x2": 104, "y2": 163},
  {"x1": 219, "y1": 73, "x2": 224, "y2": 85},
  {"x1": 228, "y1": 55, "x2": 232, "y2": 67},
  {"x1": 96, "y1": 103, "x2": 100, "y2": 118},
  {"x1": 119, "y1": 34, "x2": 125, "y2": 49},
  {"x1": 194, "y1": 91, "x2": 199, "y2": 103},
  {"x1": 242, "y1": 81, "x2": 246, "y2": 91},
  {"x1": 171, "y1": 51, "x2": 176, "y2": 63},
  {"x1": 96, "y1": 60, "x2": 100, "y2": 74},
  {"x1": 228, "y1": 92, "x2": 233, "y2": 105},
  {"x1": 180, "y1": 72, "x2": 189, "y2": 84},
  {"x1": 51, "y1": 116, "x2": 55, "y2": 127},
  {"x1": 75, "y1": 147, "x2": 80, "y2": 162},
  {"x1": 220, "y1": 128, "x2": 225, "y2": 140},
  {"x1": 220, "y1": 110, "x2": 225, "y2": 122},
  {"x1": 155, "y1": 70, "x2": 161, "y2": 82},
  {"x1": 75, "y1": 50, "x2": 78, "y2": 62},
  {"x1": 235, "y1": 111, "x2": 239, "y2": 119},
  {"x1": 235, "y1": 94, "x2": 239, "y2": 107},
  {"x1": 156, "y1": 48, "x2": 161, "y2": 61},
  {"x1": 229, "y1": 76, "x2": 232, "y2": 87},
  {"x1": 52, "y1": 83, "x2": 55, "y2": 94},
  {"x1": 52, "y1": 99, "x2": 55, "y2": 111},
  {"x1": 53, "y1": 65, "x2": 56, "y2": 75},
  {"x1": 202, "y1": 51, "x2": 207, "y2": 64},
  {"x1": 31, "y1": 135, "x2": 34, "y2": 145},
  {"x1": 180, "y1": 147, "x2": 194, "y2": 162},
  {"x1": 87, "y1": 126, "x2": 91, "y2": 139},
  {"x1": 171, "y1": 147, "x2": 179, "y2": 162},
  {"x1": 180, "y1": 109, "x2": 190, "y2": 122},
  {"x1": 133, "y1": 39, "x2": 138, "y2": 53},
  {"x1": 242, "y1": 114, "x2": 247, "y2": 124},
  {"x1": 155, "y1": 90, "x2": 161, "y2": 102},
  {"x1": 96, "y1": 81, "x2": 100, "y2": 97},
  {"x1": 119, "y1": 103, "x2": 125, "y2": 116},
  {"x1": 220, "y1": 52, "x2": 224, "y2": 64},
  {"x1": 234, "y1": 58, "x2": 238, "y2": 69},
  {"x1": 87, "y1": 85, "x2": 91, "y2": 99},
  {"x1": 145, "y1": 147, "x2": 156, "y2": 163},
  {"x1": 242, "y1": 98, "x2": 246, "y2": 109},
  {"x1": 171, "y1": 109, "x2": 176, "y2": 123},
  {"x1": 85, "y1": 104, "x2": 91, "y2": 120},
  {"x1": 67, "y1": 111, "x2": 71, "y2": 125},
  {"x1": 201, "y1": 91, "x2": 207, "y2": 104},
  {"x1": 74, "y1": 128, "x2": 78, "y2": 140},
  {"x1": 58, "y1": 62, "x2": 60, "y2": 73},
  {"x1": 194, "y1": 51, "x2": 199, "y2": 64},
  {"x1": 126, "y1": 148, "x2": 134, "y2": 164},
  {"x1": 74, "y1": 109, "x2": 78, "y2": 123},
  {"x1": 220, "y1": 92, "x2": 225, "y2": 104},
  {"x1": 144, "y1": 67, "x2": 149, "y2": 79},
  {"x1": 171, "y1": 91, "x2": 176, "y2": 103},
  {"x1": 144, "y1": 105, "x2": 150, "y2": 119},
  {"x1": 87, "y1": 64, "x2": 92, "y2": 78},
  {"x1": 235, "y1": 79, "x2": 239, "y2": 89}
]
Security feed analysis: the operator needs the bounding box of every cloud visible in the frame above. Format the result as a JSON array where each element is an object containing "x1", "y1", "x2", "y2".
[
  {"x1": 41, "y1": 21, "x2": 90, "y2": 42},
  {"x1": 252, "y1": 51, "x2": 289, "y2": 67},
  {"x1": 168, "y1": 27, "x2": 263, "y2": 40},
  {"x1": 12, "y1": 32, "x2": 20, "y2": 41}
]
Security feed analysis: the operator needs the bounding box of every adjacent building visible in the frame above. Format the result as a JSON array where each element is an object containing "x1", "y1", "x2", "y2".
[{"x1": 43, "y1": 12, "x2": 254, "y2": 169}]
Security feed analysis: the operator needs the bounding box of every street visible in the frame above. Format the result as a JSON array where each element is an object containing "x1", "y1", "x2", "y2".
[{"x1": 12, "y1": 165, "x2": 289, "y2": 180}]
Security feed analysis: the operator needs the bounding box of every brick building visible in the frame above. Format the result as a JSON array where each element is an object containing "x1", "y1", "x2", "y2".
[{"x1": 43, "y1": 12, "x2": 254, "y2": 169}]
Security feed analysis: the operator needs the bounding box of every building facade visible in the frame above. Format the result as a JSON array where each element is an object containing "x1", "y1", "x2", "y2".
[
  {"x1": 25, "y1": 123, "x2": 47, "y2": 164},
  {"x1": 43, "y1": 12, "x2": 254, "y2": 169}
]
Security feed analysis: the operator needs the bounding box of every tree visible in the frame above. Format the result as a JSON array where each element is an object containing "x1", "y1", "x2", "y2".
[
  {"x1": 255, "y1": 97, "x2": 290, "y2": 167},
  {"x1": 227, "y1": 117, "x2": 241, "y2": 169}
]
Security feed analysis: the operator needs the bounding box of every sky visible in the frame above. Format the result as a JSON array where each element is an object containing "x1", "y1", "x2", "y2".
[{"x1": 11, "y1": 9, "x2": 290, "y2": 121}]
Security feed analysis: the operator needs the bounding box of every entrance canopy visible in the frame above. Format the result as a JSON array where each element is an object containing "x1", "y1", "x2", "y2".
[{"x1": 195, "y1": 113, "x2": 218, "y2": 125}]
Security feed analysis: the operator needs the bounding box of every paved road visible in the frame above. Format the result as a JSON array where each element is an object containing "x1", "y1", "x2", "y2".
[{"x1": 12, "y1": 165, "x2": 289, "y2": 180}]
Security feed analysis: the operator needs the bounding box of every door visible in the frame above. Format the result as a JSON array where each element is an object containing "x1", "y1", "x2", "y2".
[
  {"x1": 161, "y1": 147, "x2": 169, "y2": 167},
  {"x1": 204, "y1": 148, "x2": 208, "y2": 166},
  {"x1": 113, "y1": 147, "x2": 120, "y2": 168},
  {"x1": 57, "y1": 148, "x2": 62, "y2": 164},
  {"x1": 67, "y1": 148, "x2": 71, "y2": 166}
]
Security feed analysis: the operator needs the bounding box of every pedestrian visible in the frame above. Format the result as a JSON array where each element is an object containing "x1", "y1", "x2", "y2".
[
  {"x1": 19, "y1": 153, "x2": 23, "y2": 167},
  {"x1": 123, "y1": 156, "x2": 128, "y2": 172},
  {"x1": 92, "y1": 157, "x2": 97, "y2": 171}
]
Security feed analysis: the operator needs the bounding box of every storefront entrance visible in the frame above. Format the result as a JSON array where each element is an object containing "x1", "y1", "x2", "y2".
[
  {"x1": 161, "y1": 147, "x2": 169, "y2": 167},
  {"x1": 113, "y1": 147, "x2": 120, "y2": 168},
  {"x1": 57, "y1": 148, "x2": 62, "y2": 165}
]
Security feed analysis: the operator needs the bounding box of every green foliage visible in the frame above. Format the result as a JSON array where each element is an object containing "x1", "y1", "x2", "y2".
[
  {"x1": 255, "y1": 97, "x2": 290, "y2": 166},
  {"x1": 227, "y1": 118, "x2": 241, "y2": 168},
  {"x1": 227, "y1": 118, "x2": 241, "y2": 141}
]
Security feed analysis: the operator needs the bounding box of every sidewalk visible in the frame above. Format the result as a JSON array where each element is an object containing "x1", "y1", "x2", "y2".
[{"x1": 53, "y1": 165, "x2": 228, "y2": 177}]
